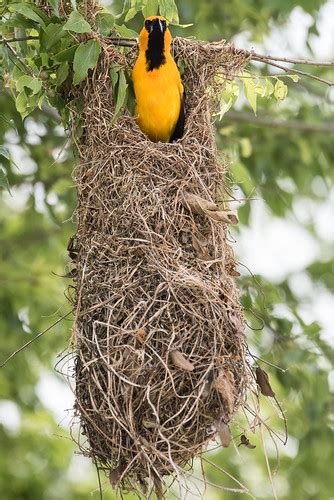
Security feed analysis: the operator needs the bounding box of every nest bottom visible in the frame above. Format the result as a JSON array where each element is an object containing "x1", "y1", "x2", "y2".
[{"x1": 73, "y1": 237, "x2": 248, "y2": 491}]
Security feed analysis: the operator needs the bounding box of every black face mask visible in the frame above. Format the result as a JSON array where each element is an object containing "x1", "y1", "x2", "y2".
[{"x1": 145, "y1": 19, "x2": 167, "y2": 71}]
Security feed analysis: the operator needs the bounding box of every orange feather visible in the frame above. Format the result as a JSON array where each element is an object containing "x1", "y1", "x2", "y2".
[{"x1": 132, "y1": 16, "x2": 184, "y2": 143}]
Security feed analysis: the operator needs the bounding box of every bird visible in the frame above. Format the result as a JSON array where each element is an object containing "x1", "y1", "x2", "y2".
[{"x1": 132, "y1": 16, "x2": 185, "y2": 143}]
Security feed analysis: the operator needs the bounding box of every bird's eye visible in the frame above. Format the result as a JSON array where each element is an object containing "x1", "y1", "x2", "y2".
[{"x1": 145, "y1": 20, "x2": 151, "y2": 31}]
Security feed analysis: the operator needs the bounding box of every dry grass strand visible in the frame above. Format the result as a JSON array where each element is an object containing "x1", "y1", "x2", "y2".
[{"x1": 70, "y1": 38, "x2": 252, "y2": 496}]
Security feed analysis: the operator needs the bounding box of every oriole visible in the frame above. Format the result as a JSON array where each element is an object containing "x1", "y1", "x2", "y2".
[{"x1": 132, "y1": 16, "x2": 185, "y2": 143}]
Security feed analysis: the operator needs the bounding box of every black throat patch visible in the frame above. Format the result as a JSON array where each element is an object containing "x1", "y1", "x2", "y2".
[{"x1": 145, "y1": 29, "x2": 166, "y2": 71}]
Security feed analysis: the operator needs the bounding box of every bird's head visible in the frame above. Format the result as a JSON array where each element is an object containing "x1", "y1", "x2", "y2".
[{"x1": 139, "y1": 16, "x2": 172, "y2": 51}]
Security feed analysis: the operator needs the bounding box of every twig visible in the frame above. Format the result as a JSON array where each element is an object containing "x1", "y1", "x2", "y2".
[
  {"x1": 2, "y1": 34, "x2": 334, "y2": 85},
  {"x1": 251, "y1": 56, "x2": 333, "y2": 86},
  {"x1": 3, "y1": 40, "x2": 34, "y2": 76},
  {"x1": 252, "y1": 52, "x2": 334, "y2": 67},
  {"x1": 201, "y1": 457, "x2": 254, "y2": 496},
  {"x1": 2, "y1": 33, "x2": 334, "y2": 70},
  {"x1": 226, "y1": 110, "x2": 334, "y2": 133},
  {"x1": 103, "y1": 38, "x2": 334, "y2": 84},
  {"x1": 0, "y1": 36, "x2": 39, "y2": 44},
  {"x1": 105, "y1": 38, "x2": 334, "y2": 86},
  {"x1": 93, "y1": 457, "x2": 103, "y2": 500},
  {"x1": 260, "y1": 424, "x2": 278, "y2": 500},
  {"x1": 273, "y1": 395, "x2": 288, "y2": 445},
  {"x1": 246, "y1": 351, "x2": 287, "y2": 373},
  {"x1": 0, "y1": 311, "x2": 72, "y2": 368},
  {"x1": 106, "y1": 36, "x2": 137, "y2": 48}
]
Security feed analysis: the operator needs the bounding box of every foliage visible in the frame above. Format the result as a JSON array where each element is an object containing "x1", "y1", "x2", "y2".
[
  {"x1": 0, "y1": 0, "x2": 292, "y2": 140},
  {"x1": 0, "y1": 0, "x2": 334, "y2": 499}
]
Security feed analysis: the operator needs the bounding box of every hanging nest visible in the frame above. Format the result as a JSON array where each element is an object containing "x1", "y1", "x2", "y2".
[{"x1": 69, "y1": 37, "x2": 252, "y2": 495}]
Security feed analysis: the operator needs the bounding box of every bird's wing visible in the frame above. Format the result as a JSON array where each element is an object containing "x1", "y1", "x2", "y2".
[{"x1": 170, "y1": 89, "x2": 185, "y2": 142}]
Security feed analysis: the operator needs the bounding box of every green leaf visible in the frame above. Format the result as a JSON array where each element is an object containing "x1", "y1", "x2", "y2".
[
  {"x1": 0, "y1": 146, "x2": 10, "y2": 160},
  {"x1": 239, "y1": 137, "x2": 252, "y2": 158},
  {"x1": 243, "y1": 75, "x2": 258, "y2": 115},
  {"x1": 124, "y1": 7, "x2": 138, "y2": 22},
  {"x1": 231, "y1": 161, "x2": 253, "y2": 197},
  {"x1": 111, "y1": 70, "x2": 128, "y2": 124},
  {"x1": 15, "y1": 90, "x2": 28, "y2": 114},
  {"x1": 38, "y1": 93, "x2": 45, "y2": 109},
  {"x1": 274, "y1": 79, "x2": 288, "y2": 100},
  {"x1": 16, "y1": 75, "x2": 42, "y2": 95},
  {"x1": 14, "y1": 86, "x2": 41, "y2": 118},
  {"x1": 63, "y1": 11, "x2": 92, "y2": 33},
  {"x1": 11, "y1": 66, "x2": 24, "y2": 82},
  {"x1": 289, "y1": 74, "x2": 300, "y2": 83},
  {"x1": 54, "y1": 44, "x2": 79, "y2": 62},
  {"x1": 3, "y1": 13, "x2": 37, "y2": 29},
  {"x1": 56, "y1": 61, "x2": 69, "y2": 86},
  {"x1": 41, "y1": 53, "x2": 49, "y2": 66},
  {"x1": 142, "y1": 0, "x2": 159, "y2": 17},
  {"x1": 262, "y1": 78, "x2": 275, "y2": 97},
  {"x1": 114, "y1": 24, "x2": 138, "y2": 38},
  {"x1": 95, "y1": 12, "x2": 115, "y2": 35},
  {"x1": 41, "y1": 23, "x2": 64, "y2": 50},
  {"x1": 159, "y1": 0, "x2": 179, "y2": 23},
  {"x1": 109, "y1": 67, "x2": 119, "y2": 89},
  {"x1": 170, "y1": 22, "x2": 193, "y2": 28},
  {"x1": 218, "y1": 80, "x2": 239, "y2": 119},
  {"x1": 0, "y1": 114, "x2": 14, "y2": 127},
  {"x1": 9, "y1": 4, "x2": 47, "y2": 27},
  {"x1": 26, "y1": 92, "x2": 41, "y2": 111},
  {"x1": 73, "y1": 40, "x2": 101, "y2": 85},
  {"x1": 0, "y1": 166, "x2": 11, "y2": 194},
  {"x1": 48, "y1": 0, "x2": 59, "y2": 16}
]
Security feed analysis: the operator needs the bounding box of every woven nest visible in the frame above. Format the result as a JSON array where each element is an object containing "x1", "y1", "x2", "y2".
[{"x1": 69, "y1": 37, "x2": 251, "y2": 495}]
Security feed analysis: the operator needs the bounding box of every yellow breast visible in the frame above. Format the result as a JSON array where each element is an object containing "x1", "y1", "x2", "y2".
[{"x1": 132, "y1": 54, "x2": 183, "y2": 143}]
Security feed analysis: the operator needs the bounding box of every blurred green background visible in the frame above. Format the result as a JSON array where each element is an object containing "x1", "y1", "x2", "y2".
[{"x1": 1, "y1": 0, "x2": 334, "y2": 498}]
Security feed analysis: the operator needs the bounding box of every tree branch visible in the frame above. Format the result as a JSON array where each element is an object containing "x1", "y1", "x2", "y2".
[
  {"x1": 0, "y1": 311, "x2": 72, "y2": 369},
  {"x1": 0, "y1": 36, "x2": 39, "y2": 44},
  {"x1": 1, "y1": 35, "x2": 333, "y2": 86},
  {"x1": 251, "y1": 55, "x2": 333, "y2": 86},
  {"x1": 3, "y1": 40, "x2": 34, "y2": 76},
  {"x1": 251, "y1": 52, "x2": 334, "y2": 67},
  {"x1": 106, "y1": 36, "x2": 138, "y2": 47},
  {"x1": 105, "y1": 37, "x2": 334, "y2": 86},
  {"x1": 226, "y1": 110, "x2": 334, "y2": 133}
]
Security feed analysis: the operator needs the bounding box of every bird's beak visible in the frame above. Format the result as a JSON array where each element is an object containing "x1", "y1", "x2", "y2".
[{"x1": 158, "y1": 19, "x2": 164, "y2": 33}]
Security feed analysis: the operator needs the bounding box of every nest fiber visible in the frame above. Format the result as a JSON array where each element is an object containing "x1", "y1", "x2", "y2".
[{"x1": 71, "y1": 38, "x2": 250, "y2": 493}]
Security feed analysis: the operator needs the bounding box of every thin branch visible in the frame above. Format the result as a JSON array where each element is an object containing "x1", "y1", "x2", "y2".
[
  {"x1": 226, "y1": 110, "x2": 334, "y2": 133},
  {"x1": 3, "y1": 40, "x2": 34, "y2": 76},
  {"x1": 251, "y1": 56, "x2": 333, "y2": 86},
  {"x1": 108, "y1": 36, "x2": 137, "y2": 43},
  {"x1": 2, "y1": 35, "x2": 333, "y2": 86},
  {"x1": 106, "y1": 36, "x2": 137, "y2": 48},
  {"x1": 0, "y1": 311, "x2": 72, "y2": 369},
  {"x1": 2, "y1": 34, "x2": 334, "y2": 69},
  {"x1": 0, "y1": 36, "x2": 39, "y2": 44},
  {"x1": 251, "y1": 52, "x2": 334, "y2": 67},
  {"x1": 104, "y1": 38, "x2": 334, "y2": 86},
  {"x1": 260, "y1": 424, "x2": 278, "y2": 500},
  {"x1": 93, "y1": 456, "x2": 103, "y2": 500}
]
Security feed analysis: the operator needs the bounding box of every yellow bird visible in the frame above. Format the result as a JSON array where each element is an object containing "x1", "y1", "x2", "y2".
[{"x1": 132, "y1": 16, "x2": 185, "y2": 143}]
